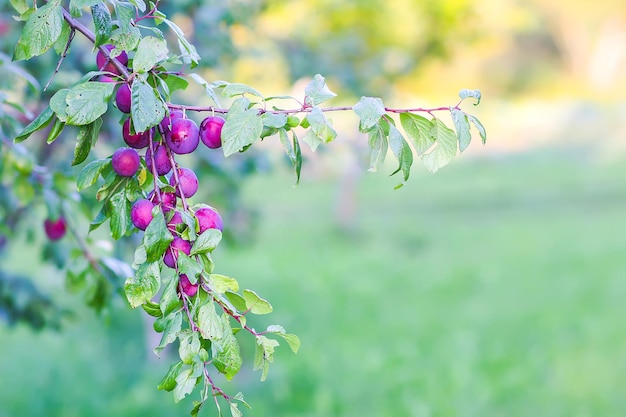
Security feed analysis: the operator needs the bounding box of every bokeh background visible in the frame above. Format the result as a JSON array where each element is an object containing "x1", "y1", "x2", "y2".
[{"x1": 2, "y1": 0, "x2": 626, "y2": 416}]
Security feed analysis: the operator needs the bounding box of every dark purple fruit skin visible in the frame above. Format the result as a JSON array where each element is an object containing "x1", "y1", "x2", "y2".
[
  {"x1": 149, "y1": 190, "x2": 177, "y2": 213},
  {"x1": 169, "y1": 167, "x2": 198, "y2": 198},
  {"x1": 96, "y1": 44, "x2": 128, "y2": 75},
  {"x1": 131, "y1": 199, "x2": 154, "y2": 231},
  {"x1": 163, "y1": 237, "x2": 192, "y2": 268},
  {"x1": 123, "y1": 119, "x2": 151, "y2": 149},
  {"x1": 159, "y1": 109, "x2": 184, "y2": 133},
  {"x1": 179, "y1": 274, "x2": 199, "y2": 297},
  {"x1": 112, "y1": 148, "x2": 140, "y2": 177},
  {"x1": 195, "y1": 206, "x2": 223, "y2": 233},
  {"x1": 44, "y1": 217, "x2": 67, "y2": 241},
  {"x1": 165, "y1": 118, "x2": 200, "y2": 155},
  {"x1": 146, "y1": 142, "x2": 171, "y2": 176},
  {"x1": 115, "y1": 84, "x2": 131, "y2": 113},
  {"x1": 199, "y1": 116, "x2": 225, "y2": 149}
]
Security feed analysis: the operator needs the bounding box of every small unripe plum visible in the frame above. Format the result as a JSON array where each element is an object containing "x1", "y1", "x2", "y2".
[
  {"x1": 195, "y1": 206, "x2": 223, "y2": 233},
  {"x1": 169, "y1": 167, "x2": 198, "y2": 198},
  {"x1": 199, "y1": 116, "x2": 225, "y2": 149},
  {"x1": 149, "y1": 189, "x2": 177, "y2": 212},
  {"x1": 96, "y1": 44, "x2": 128, "y2": 75},
  {"x1": 179, "y1": 274, "x2": 199, "y2": 297},
  {"x1": 122, "y1": 118, "x2": 151, "y2": 149},
  {"x1": 44, "y1": 217, "x2": 67, "y2": 241},
  {"x1": 163, "y1": 237, "x2": 192, "y2": 268},
  {"x1": 115, "y1": 83, "x2": 131, "y2": 113},
  {"x1": 112, "y1": 147, "x2": 140, "y2": 177},
  {"x1": 159, "y1": 109, "x2": 184, "y2": 133},
  {"x1": 145, "y1": 142, "x2": 171, "y2": 176},
  {"x1": 131, "y1": 199, "x2": 154, "y2": 230},
  {"x1": 165, "y1": 118, "x2": 199, "y2": 155}
]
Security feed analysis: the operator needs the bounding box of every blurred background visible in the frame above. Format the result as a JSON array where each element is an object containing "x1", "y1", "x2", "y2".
[{"x1": 1, "y1": 0, "x2": 626, "y2": 416}]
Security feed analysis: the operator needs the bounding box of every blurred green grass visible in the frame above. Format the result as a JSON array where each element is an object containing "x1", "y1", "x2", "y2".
[{"x1": 2, "y1": 145, "x2": 626, "y2": 417}]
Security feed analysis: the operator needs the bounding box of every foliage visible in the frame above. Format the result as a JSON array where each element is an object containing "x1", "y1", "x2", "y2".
[{"x1": 2, "y1": 1, "x2": 485, "y2": 415}]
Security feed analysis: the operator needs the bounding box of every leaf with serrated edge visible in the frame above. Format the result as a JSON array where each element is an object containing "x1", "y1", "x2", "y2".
[
  {"x1": 13, "y1": 0, "x2": 63, "y2": 61},
  {"x1": 131, "y1": 76, "x2": 166, "y2": 133},
  {"x1": 72, "y1": 118, "x2": 102, "y2": 166},
  {"x1": 208, "y1": 274, "x2": 239, "y2": 294},
  {"x1": 353, "y1": 96, "x2": 385, "y2": 131},
  {"x1": 254, "y1": 335, "x2": 279, "y2": 381},
  {"x1": 134, "y1": 36, "x2": 169, "y2": 73},
  {"x1": 143, "y1": 210, "x2": 173, "y2": 262},
  {"x1": 212, "y1": 315, "x2": 242, "y2": 381},
  {"x1": 157, "y1": 360, "x2": 183, "y2": 392},
  {"x1": 450, "y1": 108, "x2": 472, "y2": 152},
  {"x1": 223, "y1": 83, "x2": 263, "y2": 99},
  {"x1": 459, "y1": 89, "x2": 481, "y2": 105},
  {"x1": 91, "y1": 3, "x2": 111, "y2": 47},
  {"x1": 173, "y1": 366, "x2": 198, "y2": 403},
  {"x1": 224, "y1": 291, "x2": 247, "y2": 312},
  {"x1": 243, "y1": 289, "x2": 273, "y2": 314},
  {"x1": 388, "y1": 123, "x2": 413, "y2": 189},
  {"x1": 467, "y1": 114, "x2": 487, "y2": 144},
  {"x1": 399, "y1": 113, "x2": 434, "y2": 155},
  {"x1": 155, "y1": 311, "x2": 182, "y2": 355},
  {"x1": 178, "y1": 330, "x2": 201, "y2": 364},
  {"x1": 222, "y1": 97, "x2": 263, "y2": 157},
  {"x1": 77, "y1": 159, "x2": 109, "y2": 191},
  {"x1": 190, "y1": 229, "x2": 222, "y2": 255},
  {"x1": 421, "y1": 119, "x2": 458, "y2": 173},
  {"x1": 304, "y1": 74, "x2": 336, "y2": 106},
  {"x1": 197, "y1": 301, "x2": 223, "y2": 341},
  {"x1": 124, "y1": 261, "x2": 160, "y2": 308},
  {"x1": 367, "y1": 122, "x2": 388, "y2": 172},
  {"x1": 65, "y1": 82, "x2": 114, "y2": 126}
]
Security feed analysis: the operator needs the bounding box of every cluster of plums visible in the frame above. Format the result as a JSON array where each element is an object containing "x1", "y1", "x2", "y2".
[{"x1": 45, "y1": 45, "x2": 225, "y2": 298}]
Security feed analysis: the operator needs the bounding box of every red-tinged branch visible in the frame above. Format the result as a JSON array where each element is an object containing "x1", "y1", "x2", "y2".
[
  {"x1": 61, "y1": 7, "x2": 131, "y2": 80},
  {"x1": 168, "y1": 103, "x2": 461, "y2": 116}
]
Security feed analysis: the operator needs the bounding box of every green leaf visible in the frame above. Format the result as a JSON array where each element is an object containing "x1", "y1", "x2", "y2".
[
  {"x1": 254, "y1": 335, "x2": 279, "y2": 381},
  {"x1": 292, "y1": 132, "x2": 302, "y2": 185},
  {"x1": 230, "y1": 403, "x2": 243, "y2": 417},
  {"x1": 177, "y1": 253, "x2": 202, "y2": 281},
  {"x1": 71, "y1": 0, "x2": 102, "y2": 7},
  {"x1": 197, "y1": 300, "x2": 223, "y2": 341},
  {"x1": 13, "y1": 0, "x2": 63, "y2": 61},
  {"x1": 129, "y1": 0, "x2": 147, "y2": 12},
  {"x1": 304, "y1": 74, "x2": 336, "y2": 106},
  {"x1": 190, "y1": 229, "x2": 222, "y2": 255},
  {"x1": 223, "y1": 83, "x2": 263, "y2": 99},
  {"x1": 459, "y1": 89, "x2": 481, "y2": 105},
  {"x1": 173, "y1": 366, "x2": 199, "y2": 403},
  {"x1": 131, "y1": 76, "x2": 167, "y2": 133},
  {"x1": 65, "y1": 82, "x2": 115, "y2": 126},
  {"x1": 278, "y1": 129, "x2": 302, "y2": 185},
  {"x1": 53, "y1": 20, "x2": 71, "y2": 55},
  {"x1": 224, "y1": 291, "x2": 247, "y2": 312},
  {"x1": 302, "y1": 107, "x2": 336, "y2": 151},
  {"x1": 421, "y1": 119, "x2": 458, "y2": 173},
  {"x1": 178, "y1": 330, "x2": 201, "y2": 364},
  {"x1": 124, "y1": 261, "x2": 160, "y2": 308},
  {"x1": 353, "y1": 97, "x2": 385, "y2": 131},
  {"x1": 388, "y1": 123, "x2": 413, "y2": 189},
  {"x1": 222, "y1": 97, "x2": 263, "y2": 157},
  {"x1": 467, "y1": 114, "x2": 487, "y2": 144},
  {"x1": 111, "y1": 2, "x2": 140, "y2": 53},
  {"x1": 160, "y1": 276, "x2": 182, "y2": 317},
  {"x1": 208, "y1": 274, "x2": 239, "y2": 294},
  {"x1": 162, "y1": 18, "x2": 200, "y2": 66},
  {"x1": 155, "y1": 311, "x2": 183, "y2": 355},
  {"x1": 450, "y1": 108, "x2": 472, "y2": 152},
  {"x1": 399, "y1": 113, "x2": 435, "y2": 155},
  {"x1": 134, "y1": 36, "x2": 169, "y2": 73},
  {"x1": 266, "y1": 325, "x2": 300, "y2": 353},
  {"x1": 72, "y1": 118, "x2": 102, "y2": 166},
  {"x1": 143, "y1": 210, "x2": 174, "y2": 262},
  {"x1": 366, "y1": 121, "x2": 389, "y2": 172},
  {"x1": 141, "y1": 300, "x2": 162, "y2": 318},
  {"x1": 159, "y1": 74, "x2": 188, "y2": 97},
  {"x1": 262, "y1": 112, "x2": 287, "y2": 129},
  {"x1": 157, "y1": 361, "x2": 183, "y2": 392},
  {"x1": 14, "y1": 106, "x2": 54, "y2": 143},
  {"x1": 46, "y1": 117, "x2": 65, "y2": 144},
  {"x1": 212, "y1": 315, "x2": 242, "y2": 380},
  {"x1": 243, "y1": 289, "x2": 273, "y2": 314},
  {"x1": 91, "y1": 3, "x2": 112, "y2": 48},
  {"x1": 77, "y1": 158, "x2": 109, "y2": 191},
  {"x1": 188, "y1": 73, "x2": 221, "y2": 106},
  {"x1": 49, "y1": 88, "x2": 70, "y2": 122},
  {"x1": 108, "y1": 187, "x2": 131, "y2": 239}
]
